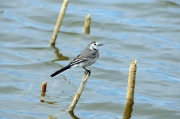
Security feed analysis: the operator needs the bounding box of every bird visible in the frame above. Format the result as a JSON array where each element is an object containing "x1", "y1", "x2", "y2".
[{"x1": 50, "y1": 41, "x2": 103, "y2": 77}]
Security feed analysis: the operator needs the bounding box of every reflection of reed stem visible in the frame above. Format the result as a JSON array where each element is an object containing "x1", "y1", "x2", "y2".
[
  {"x1": 68, "y1": 72, "x2": 90, "y2": 112},
  {"x1": 84, "y1": 14, "x2": 91, "y2": 34},
  {"x1": 40, "y1": 82, "x2": 47, "y2": 102},
  {"x1": 50, "y1": 0, "x2": 69, "y2": 46},
  {"x1": 48, "y1": 115, "x2": 57, "y2": 119},
  {"x1": 51, "y1": 46, "x2": 69, "y2": 62},
  {"x1": 122, "y1": 60, "x2": 137, "y2": 119},
  {"x1": 68, "y1": 111, "x2": 80, "y2": 119}
]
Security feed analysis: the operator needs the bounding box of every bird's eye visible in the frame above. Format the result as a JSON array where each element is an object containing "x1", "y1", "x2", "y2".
[{"x1": 94, "y1": 43, "x2": 96, "y2": 45}]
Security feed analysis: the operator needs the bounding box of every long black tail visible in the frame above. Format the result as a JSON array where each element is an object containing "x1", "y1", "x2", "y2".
[{"x1": 50, "y1": 65, "x2": 71, "y2": 77}]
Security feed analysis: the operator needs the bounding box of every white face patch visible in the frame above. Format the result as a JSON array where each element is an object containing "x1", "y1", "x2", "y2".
[{"x1": 89, "y1": 42, "x2": 98, "y2": 50}]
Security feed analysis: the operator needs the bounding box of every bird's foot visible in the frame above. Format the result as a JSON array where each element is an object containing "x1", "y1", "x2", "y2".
[{"x1": 84, "y1": 69, "x2": 91, "y2": 76}]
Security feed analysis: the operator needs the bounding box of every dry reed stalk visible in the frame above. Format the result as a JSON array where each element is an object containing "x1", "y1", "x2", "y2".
[
  {"x1": 122, "y1": 60, "x2": 137, "y2": 119},
  {"x1": 40, "y1": 82, "x2": 47, "y2": 102},
  {"x1": 84, "y1": 14, "x2": 91, "y2": 34},
  {"x1": 126, "y1": 60, "x2": 137, "y2": 99},
  {"x1": 68, "y1": 72, "x2": 90, "y2": 112},
  {"x1": 50, "y1": 0, "x2": 69, "y2": 46}
]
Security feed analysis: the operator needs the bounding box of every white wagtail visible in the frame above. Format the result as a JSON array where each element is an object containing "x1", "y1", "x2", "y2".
[{"x1": 50, "y1": 41, "x2": 103, "y2": 77}]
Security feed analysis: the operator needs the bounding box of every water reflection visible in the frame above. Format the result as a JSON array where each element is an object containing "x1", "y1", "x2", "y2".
[
  {"x1": 0, "y1": 0, "x2": 179, "y2": 118},
  {"x1": 48, "y1": 111, "x2": 79, "y2": 119},
  {"x1": 48, "y1": 115, "x2": 57, "y2": 119},
  {"x1": 51, "y1": 46, "x2": 69, "y2": 62},
  {"x1": 68, "y1": 111, "x2": 80, "y2": 119},
  {"x1": 40, "y1": 92, "x2": 46, "y2": 103}
]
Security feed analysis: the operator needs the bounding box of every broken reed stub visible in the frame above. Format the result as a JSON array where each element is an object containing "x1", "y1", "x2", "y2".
[
  {"x1": 50, "y1": 0, "x2": 69, "y2": 46},
  {"x1": 67, "y1": 72, "x2": 90, "y2": 112},
  {"x1": 40, "y1": 82, "x2": 47, "y2": 102},
  {"x1": 41, "y1": 82, "x2": 47, "y2": 92},
  {"x1": 84, "y1": 14, "x2": 91, "y2": 34},
  {"x1": 126, "y1": 60, "x2": 137, "y2": 100}
]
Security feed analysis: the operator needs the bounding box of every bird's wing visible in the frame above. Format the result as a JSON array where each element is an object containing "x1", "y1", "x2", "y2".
[{"x1": 69, "y1": 54, "x2": 96, "y2": 66}]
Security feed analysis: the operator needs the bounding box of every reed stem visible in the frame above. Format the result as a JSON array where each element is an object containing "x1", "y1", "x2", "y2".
[
  {"x1": 50, "y1": 0, "x2": 69, "y2": 46},
  {"x1": 126, "y1": 60, "x2": 137, "y2": 100},
  {"x1": 68, "y1": 72, "x2": 90, "y2": 112},
  {"x1": 40, "y1": 82, "x2": 47, "y2": 102},
  {"x1": 84, "y1": 14, "x2": 91, "y2": 34},
  {"x1": 122, "y1": 60, "x2": 137, "y2": 119}
]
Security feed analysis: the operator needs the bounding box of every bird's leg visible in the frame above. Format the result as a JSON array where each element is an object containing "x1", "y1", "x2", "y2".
[{"x1": 83, "y1": 67, "x2": 91, "y2": 75}]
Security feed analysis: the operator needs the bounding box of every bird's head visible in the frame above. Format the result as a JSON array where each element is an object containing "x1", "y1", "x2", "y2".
[{"x1": 89, "y1": 41, "x2": 103, "y2": 50}]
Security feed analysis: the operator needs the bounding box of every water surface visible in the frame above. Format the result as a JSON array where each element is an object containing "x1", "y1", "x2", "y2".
[{"x1": 0, "y1": 0, "x2": 180, "y2": 118}]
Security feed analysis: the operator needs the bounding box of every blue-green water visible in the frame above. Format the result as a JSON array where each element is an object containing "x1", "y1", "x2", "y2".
[{"x1": 0, "y1": 0, "x2": 180, "y2": 118}]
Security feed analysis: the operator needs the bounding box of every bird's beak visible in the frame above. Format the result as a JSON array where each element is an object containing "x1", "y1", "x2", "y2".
[{"x1": 97, "y1": 43, "x2": 103, "y2": 46}]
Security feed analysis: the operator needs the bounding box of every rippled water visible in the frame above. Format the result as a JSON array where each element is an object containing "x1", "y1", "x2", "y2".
[{"x1": 0, "y1": 0, "x2": 180, "y2": 119}]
